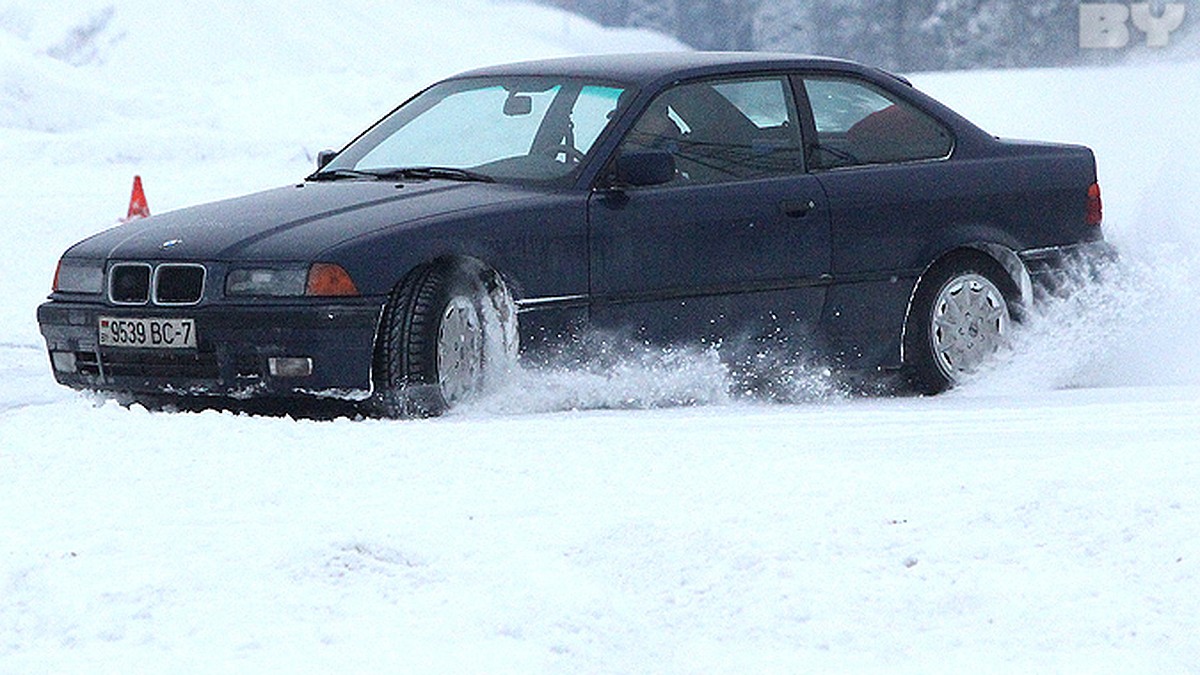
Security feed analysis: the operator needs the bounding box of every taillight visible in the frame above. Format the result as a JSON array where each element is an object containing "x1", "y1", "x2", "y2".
[{"x1": 1085, "y1": 182, "x2": 1103, "y2": 226}]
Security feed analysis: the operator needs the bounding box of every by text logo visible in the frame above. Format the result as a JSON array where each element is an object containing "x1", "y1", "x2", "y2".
[{"x1": 1080, "y1": 3, "x2": 1187, "y2": 48}]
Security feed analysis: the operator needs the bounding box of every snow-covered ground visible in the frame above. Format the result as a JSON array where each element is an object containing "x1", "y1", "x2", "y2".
[{"x1": 2, "y1": 1, "x2": 1200, "y2": 672}]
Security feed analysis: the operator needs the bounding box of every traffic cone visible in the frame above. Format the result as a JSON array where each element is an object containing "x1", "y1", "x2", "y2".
[{"x1": 125, "y1": 175, "x2": 150, "y2": 221}]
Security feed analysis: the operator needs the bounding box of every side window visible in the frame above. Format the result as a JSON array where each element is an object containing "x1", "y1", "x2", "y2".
[
  {"x1": 618, "y1": 76, "x2": 803, "y2": 184},
  {"x1": 803, "y1": 77, "x2": 953, "y2": 170}
]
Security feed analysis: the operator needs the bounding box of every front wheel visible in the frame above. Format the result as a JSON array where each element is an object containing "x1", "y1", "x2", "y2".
[
  {"x1": 373, "y1": 259, "x2": 517, "y2": 417},
  {"x1": 904, "y1": 254, "x2": 1015, "y2": 394}
]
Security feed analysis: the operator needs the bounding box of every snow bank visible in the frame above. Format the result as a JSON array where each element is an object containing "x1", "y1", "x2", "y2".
[{"x1": 0, "y1": 0, "x2": 684, "y2": 175}]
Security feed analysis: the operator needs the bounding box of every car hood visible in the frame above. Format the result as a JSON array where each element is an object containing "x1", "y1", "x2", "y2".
[{"x1": 64, "y1": 180, "x2": 538, "y2": 262}]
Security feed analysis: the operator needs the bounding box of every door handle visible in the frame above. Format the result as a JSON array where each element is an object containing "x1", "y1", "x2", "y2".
[{"x1": 780, "y1": 199, "x2": 817, "y2": 218}]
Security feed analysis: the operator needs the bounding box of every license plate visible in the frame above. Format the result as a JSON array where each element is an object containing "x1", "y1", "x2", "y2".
[{"x1": 99, "y1": 317, "x2": 197, "y2": 349}]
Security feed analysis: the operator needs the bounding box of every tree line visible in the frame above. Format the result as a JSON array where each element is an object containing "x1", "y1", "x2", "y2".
[{"x1": 543, "y1": 0, "x2": 1193, "y2": 71}]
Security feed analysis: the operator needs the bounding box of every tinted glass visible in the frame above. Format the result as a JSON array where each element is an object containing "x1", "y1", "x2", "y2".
[
  {"x1": 618, "y1": 76, "x2": 804, "y2": 184},
  {"x1": 803, "y1": 78, "x2": 953, "y2": 169}
]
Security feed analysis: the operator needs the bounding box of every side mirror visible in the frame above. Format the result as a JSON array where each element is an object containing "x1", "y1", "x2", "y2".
[
  {"x1": 614, "y1": 150, "x2": 675, "y2": 187},
  {"x1": 316, "y1": 149, "x2": 338, "y2": 170}
]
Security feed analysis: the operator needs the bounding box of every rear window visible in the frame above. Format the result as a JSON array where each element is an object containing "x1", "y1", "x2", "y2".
[{"x1": 803, "y1": 77, "x2": 953, "y2": 169}]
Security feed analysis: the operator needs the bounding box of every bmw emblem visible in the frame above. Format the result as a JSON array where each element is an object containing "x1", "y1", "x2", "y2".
[{"x1": 160, "y1": 238, "x2": 183, "y2": 250}]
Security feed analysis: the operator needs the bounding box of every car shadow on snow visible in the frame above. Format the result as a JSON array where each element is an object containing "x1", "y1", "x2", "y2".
[{"x1": 110, "y1": 391, "x2": 372, "y2": 421}]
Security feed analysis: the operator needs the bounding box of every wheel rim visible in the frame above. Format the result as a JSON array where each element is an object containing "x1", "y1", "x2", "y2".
[
  {"x1": 930, "y1": 273, "x2": 1010, "y2": 381},
  {"x1": 436, "y1": 296, "x2": 483, "y2": 404}
]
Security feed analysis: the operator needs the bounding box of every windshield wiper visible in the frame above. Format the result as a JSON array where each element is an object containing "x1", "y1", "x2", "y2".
[
  {"x1": 388, "y1": 167, "x2": 496, "y2": 183},
  {"x1": 308, "y1": 166, "x2": 496, "y2": 184},
  {"x1": 307, "y1": 168, "x2": 380, "y2": 181}
]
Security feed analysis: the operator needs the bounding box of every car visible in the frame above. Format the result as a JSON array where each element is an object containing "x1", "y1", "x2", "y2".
[{"x1": 38, "y1": 52, "x2": 1114, "y2": 416}]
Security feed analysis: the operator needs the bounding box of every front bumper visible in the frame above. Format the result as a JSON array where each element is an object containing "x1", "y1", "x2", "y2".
[{"x1": 37, "y1": 298, "x2": 383, "y2": 398}]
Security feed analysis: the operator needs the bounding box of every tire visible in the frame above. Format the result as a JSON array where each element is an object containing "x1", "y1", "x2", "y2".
[
  {"x1": 373, "y1": 259, "x2": 518, "y2": 417},
  {"x1": 904, "y1": 253, "x2": 1015, "y2": 395}
]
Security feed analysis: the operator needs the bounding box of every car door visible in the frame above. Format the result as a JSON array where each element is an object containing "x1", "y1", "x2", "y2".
[{"x1": 587, "y1": 74, "x2": 831, "y2": 347}]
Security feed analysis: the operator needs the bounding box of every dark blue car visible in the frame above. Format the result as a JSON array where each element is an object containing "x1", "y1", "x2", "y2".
[{"x1": 38, "y1": 52, "x2": 1112, "y2": 415}]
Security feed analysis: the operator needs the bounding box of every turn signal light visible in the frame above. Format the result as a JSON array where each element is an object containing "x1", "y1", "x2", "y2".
[
  {"x1": 1085, "y1": 182, "x2": 1103, "y2": 226},
  {"x1": 305, "y1": 263, "x2": 359, "y2": 296}
]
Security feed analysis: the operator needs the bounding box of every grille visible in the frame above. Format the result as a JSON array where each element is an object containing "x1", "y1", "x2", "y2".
[
  {"x1": 110, "y1": 264, "x2": 151, "y2": 304},
  {"x1": 108, "y1": 263, "x2": 206, "y2": 305},
  {"x1": 155, "y1": 264, "x2": 205, "y2": 305}
]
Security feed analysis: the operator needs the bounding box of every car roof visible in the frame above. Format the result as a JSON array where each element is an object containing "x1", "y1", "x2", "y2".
[{"x1": 451, "y1": 52, "x2": 892, "y2": 88}]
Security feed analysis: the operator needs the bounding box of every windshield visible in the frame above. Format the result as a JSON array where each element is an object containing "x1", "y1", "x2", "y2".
[{"x1": 319, "y1": 76, "x2": 631, "y2": 185}]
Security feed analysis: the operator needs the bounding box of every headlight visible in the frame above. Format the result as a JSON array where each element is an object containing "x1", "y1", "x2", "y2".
[
  {"x1": 225, "y1": 264, "x2": 359, "y2": 297},
  {"x1": 53, "y1": 259, "x2": 104, "y2": 294},
  {"x1": 225, "y1": 267, "x2": 307, "y2": 296}
]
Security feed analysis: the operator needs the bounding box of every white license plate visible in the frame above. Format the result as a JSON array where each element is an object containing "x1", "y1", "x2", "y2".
[{"x1": 99, "y1": 317, "x2": 197, "y2": 349}]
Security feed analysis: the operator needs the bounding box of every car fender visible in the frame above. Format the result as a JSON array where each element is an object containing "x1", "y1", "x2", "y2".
[
  {"x1": 912, "y1": 219, "x2": 1032, "y2": 300},
  {"x1": 315, "y1": 193, "x2": 590, "y2": 304}
]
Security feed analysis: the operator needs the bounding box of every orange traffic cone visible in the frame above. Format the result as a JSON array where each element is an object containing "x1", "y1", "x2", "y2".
[{"x1": 124, "y1": 175, "x2": 150, "y2": 221}]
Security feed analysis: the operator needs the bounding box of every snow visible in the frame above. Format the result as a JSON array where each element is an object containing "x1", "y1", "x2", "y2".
[{"x1": 2, "y1": 1, "x2": 1200, "y2": 672}]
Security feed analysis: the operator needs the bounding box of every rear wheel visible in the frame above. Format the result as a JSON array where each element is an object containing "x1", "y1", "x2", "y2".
[
  {"x1": 905, "y1": 254, "x2": 1015, "y2": 394},
  {"x1": 374, "y1": 259, "x2": 517, "y2": 417}
]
